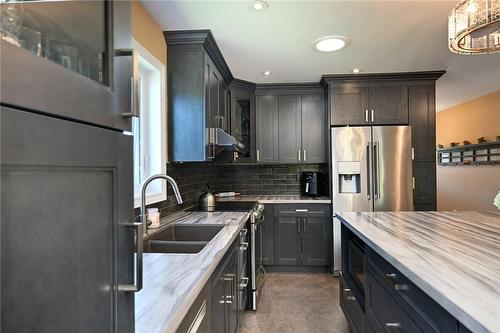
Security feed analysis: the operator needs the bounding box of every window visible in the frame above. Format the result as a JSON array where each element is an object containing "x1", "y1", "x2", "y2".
[{"x1": 132, "y1": 40, "x2": 166, "y2": 208}]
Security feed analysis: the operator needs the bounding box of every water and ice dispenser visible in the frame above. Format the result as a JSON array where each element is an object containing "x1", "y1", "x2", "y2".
[{"x1": 338, "y1": 161, "x2": 361, "y2": 193}]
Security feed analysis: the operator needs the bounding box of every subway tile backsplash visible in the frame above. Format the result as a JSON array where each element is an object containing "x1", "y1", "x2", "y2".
[{"x1": 149, "y1": 162, "x2": 327, "y2": 215}]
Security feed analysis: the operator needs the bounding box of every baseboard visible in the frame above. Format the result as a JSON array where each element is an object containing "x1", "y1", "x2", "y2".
[{"x1": 264, "y1": 265, "x2": 331, "y2": 273}]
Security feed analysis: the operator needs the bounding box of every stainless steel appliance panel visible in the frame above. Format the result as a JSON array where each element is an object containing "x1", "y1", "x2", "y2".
[
  {"x1": 372, "y1": 126, "x2": 413, "y2": 211},
  {"x1": 331, "y1": 127, "x2": 372, "y2": 213}
]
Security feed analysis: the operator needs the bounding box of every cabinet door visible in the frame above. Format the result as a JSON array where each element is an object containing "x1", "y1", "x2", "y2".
[
  {"x1": 1, "y1": 107, "x2": 134, "y2": 332},
  {"x1": 413, "y1": 161, "x2": 436, "y2": 205},
  {"x1": 409, "y1": 85, "x2": 436, "y2": 162},
  {"x1": 301, "y1": 94, "x2": 326, "y2": 163},
  {"x1": 206, "y1": 59, "x2": 221, "y2": 129},
  {"x1": 331, "y1": 86, "x2": 369, "y2": 126},
  {"x1": 302, "y1": 217, "x2": 331, "y2": 266},
  {"x1": 275, "y1": 217, "x2": 301, "y2": 265},
  {"x1": 261, "y1": 205, "x2": 274, "y2": 265},
  {"x1": 278, "y1": 95, "x2": 302, "y2": 163},
  {"x1": 231, "y1": 87, "x2": 256, "y2": 163},
  {"x1": 368, "y1": 85, "x2": 408, "y2": 125},
  {"x1": 225, "y1": 249, "x2": 238, "y2": 333},
  {"x1": 256, "y1": 95, "x2": 279, "y2": 163},
  {"x1": 0, "y1": 1, "x2": 133, "y2": 131},
  {"x1": 210, "y1": 280, "x2": 226, "y2": 333}
]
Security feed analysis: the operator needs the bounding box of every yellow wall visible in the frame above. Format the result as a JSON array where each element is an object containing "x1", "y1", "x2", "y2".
[
  {"x1": 131, "y1": 0, "x2": 166, "y2": 65},
  {"x1": 436, "y1": 90, "x2": 500, "y2": 211}
]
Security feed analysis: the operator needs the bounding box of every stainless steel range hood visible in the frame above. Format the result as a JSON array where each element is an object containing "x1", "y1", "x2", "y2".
[{"x1": 210, "y1": 128, "x2": 245, "y2": 152}]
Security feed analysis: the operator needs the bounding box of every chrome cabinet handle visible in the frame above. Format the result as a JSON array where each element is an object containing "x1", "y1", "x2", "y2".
[
  {"x1": 240, "y1": 228, "x2": 248, "y2": 236},
  {"x1": 298, "y1": 150, "x2": 301, "y2": 162},
  {"x1": 297, "y1": 217, "x2": 301, "y2": 232},
  {"x1": 115, "y1": 49, "x2": 140, "y2": 118},
  {"x1": 365, "y1": 109, "x2": 369, "y2": 123},
  {"x1": 239, "y1": 277, "x2": 249, "y2": 289},
  {"x1": 295, "y1": 209, "x2": 308, "y2": 212},
  {"x1": 239, "y1": 242, "x2": 249, "y2": 251},
  {"x1": 303, "y1": 150, "x2": 307, "y2": 162},
  {"x1": 256, "y1": 150, "x2": 260, "y2": 162},
  {"x1": 385, "y1": 322, "x2": 402, "y2": 332},
  {"x1": 384, "y1": 273, "x2": 409, "y2": 291},
  {"x1": 371, "y1": 109, "x2": 374, "y2": 122},
  {"x1": 187, "y1": 300, "x2": 207, "y2": 333},
  {"x1": 119, "y1": 221, "x2": 144, "y2": 292},
  {"x1": 344, "y1": 288, "x2": 356, "y2": 301}
]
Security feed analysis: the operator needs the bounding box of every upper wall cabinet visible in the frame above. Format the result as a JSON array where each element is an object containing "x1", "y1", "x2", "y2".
[
  {"x1": 165, "y1": 30, "x2": 233, "y2": 162},
  {"x1": 0, "y1": 0, "x2": 134, "y2": 131},
  {"x1": 255, "y1": 85, "x2": 326, "y2": 164},
  {"x1": 230, "y1": 79, "x2": 257, "y2": 163},
  {"x1": 329, "y1": 82, "x2": 408, "y2": 126}
]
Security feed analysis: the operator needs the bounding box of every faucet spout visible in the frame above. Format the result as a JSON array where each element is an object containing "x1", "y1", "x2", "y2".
[{"x1": 140, "y1": 174, "x2": 183, "y2": 232}]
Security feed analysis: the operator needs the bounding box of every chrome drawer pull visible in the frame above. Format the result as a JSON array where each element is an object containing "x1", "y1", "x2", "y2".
[
  {"x1": 239, "y1": 242, "x2": 249, "y2": 251},
  {"x1": 239, "y1": 277, "x2": 249, "y2": 289},
  {"x1": 385, "y1": 322, "x2": 401, "y2": 332},
  {"x1": 240, "y1": 228, "x2": 248, "y2": 236},
  {"x1": 344, "y1": 288, "x2": 356, "y2": 301},
  {"x1": 295, "y1": 209, "x2": 308, "y2": 212},
  {"x1": 385, "y1": 273, "x2": 409, "y2": 291}
]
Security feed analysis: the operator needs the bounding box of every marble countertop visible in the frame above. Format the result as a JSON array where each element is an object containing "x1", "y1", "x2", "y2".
[
  {"x1": 135, "y1": 210, "x2": 250, "y2": 333},
  {"x1": 217, "y1": 194, "x2": 331, "y2": 204},
  {"x1": 336, "y1": 211, "x2": 500, "y2": 333}
]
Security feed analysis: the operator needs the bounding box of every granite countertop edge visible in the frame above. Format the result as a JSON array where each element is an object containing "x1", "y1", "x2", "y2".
[{"x1": 336, "y1": 212, "x2": 500, "y2": 333}]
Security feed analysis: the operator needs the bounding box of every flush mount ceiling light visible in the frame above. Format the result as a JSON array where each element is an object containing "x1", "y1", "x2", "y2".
[
  {"x1": 448, "y1": 0, "x2": 500, "y2": 54},
  {"x1": 252, "y1": 0, "x2": 268, "y2": 11},
  {"x1": 313, "y1": 36, "x2": 350, "y2": 52},
  {"x1": 262, "y1": 70, "x2": 272, "y2": 76}
]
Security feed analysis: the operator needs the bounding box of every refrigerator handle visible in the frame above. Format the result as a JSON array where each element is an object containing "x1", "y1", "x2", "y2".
[
  {"x1": 373, "y1": 141, "x2": 379, "y2": 200},
  {"x1": 366, "y1": 142, "x2": 371, "y2": 200}
]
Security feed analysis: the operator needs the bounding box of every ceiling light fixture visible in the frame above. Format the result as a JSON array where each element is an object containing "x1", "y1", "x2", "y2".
[
  {"x1": 262, "y1": 71, "x2": 272, "y2": 76},
  {"x1": 352, "y1": 68, "x2": 361, "y2": 74},
  {"x1": 252, "y1": 0, "x2": 268, "y2": 11},
  {"x1": 448, "y1": 0, "x2": 500, "y2": 54},
  {"x1": 313, "y1": 36, "x2": 350, "y2": 52}
]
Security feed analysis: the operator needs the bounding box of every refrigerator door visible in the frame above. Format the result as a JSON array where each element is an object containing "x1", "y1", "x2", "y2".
[
  {"x1": 331, "y1": 127, "x2": 372, "y2": 212},
  {"x1": 372, "y1": 126, "x2": 414, "y2": 211}
]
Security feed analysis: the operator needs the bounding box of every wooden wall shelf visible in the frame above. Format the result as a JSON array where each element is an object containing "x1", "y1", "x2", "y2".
[{"x1": 438, "y1": 142, "x2": 500, "y2": 166}]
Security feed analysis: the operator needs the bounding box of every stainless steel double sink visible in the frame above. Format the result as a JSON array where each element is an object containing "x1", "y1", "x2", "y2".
[{"x1": 144, "y1": 224, "x2": 224, "y2": 254}]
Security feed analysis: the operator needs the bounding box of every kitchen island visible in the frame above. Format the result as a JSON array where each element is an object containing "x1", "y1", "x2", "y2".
[{"x1": 337, "y1": 211, "x2": 500, "y2": 333}]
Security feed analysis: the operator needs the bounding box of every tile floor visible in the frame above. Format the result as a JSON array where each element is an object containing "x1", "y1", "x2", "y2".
[{"x1": 240, "y1": 272, "x2": 350, "y2": 333}]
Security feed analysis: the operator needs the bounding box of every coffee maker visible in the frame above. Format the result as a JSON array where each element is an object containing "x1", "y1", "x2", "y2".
[{"x1": 301, "y1": 172, "x2": 326, "y2": 197}]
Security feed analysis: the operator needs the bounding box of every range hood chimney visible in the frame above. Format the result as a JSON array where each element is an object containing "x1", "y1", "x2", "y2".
[{"x1": 210, "y1": 128, "x2": 245, "y2": 152}]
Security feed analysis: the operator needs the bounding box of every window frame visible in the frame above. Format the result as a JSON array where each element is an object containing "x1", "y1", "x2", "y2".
[{"x1": 132, "y1": 38, "x2": 167, "y2": 208}]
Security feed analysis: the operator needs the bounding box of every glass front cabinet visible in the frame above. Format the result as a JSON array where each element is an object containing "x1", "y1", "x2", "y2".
[
  {"x1": 230, "y1": 81, "x2": 256, "y2": 163},
  {"x1": 0, "y1": 0, "x2": 135, "y2": 131}
]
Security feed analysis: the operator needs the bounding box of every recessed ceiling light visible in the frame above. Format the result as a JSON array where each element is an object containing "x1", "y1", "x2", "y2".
[
  {"x1": 252, "y1": 0, "x2": 268, "y2": 11},
  {"x1": 313, "y1": 36, "x2": 350, "y2": 52},
  {"x1": 352, "y1": 68, "x2": 361, "y2": 74},
  {"x1": 262, "y1": 71, "x2": 272, "y2": 76}
]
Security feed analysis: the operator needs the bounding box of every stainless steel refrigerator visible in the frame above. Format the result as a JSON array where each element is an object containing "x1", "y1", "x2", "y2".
[{"x1": 331, "y1": 126, "x2": 413, "y2": 274}]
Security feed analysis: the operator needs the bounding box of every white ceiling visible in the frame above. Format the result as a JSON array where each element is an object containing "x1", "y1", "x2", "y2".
[{"x1": 141, "y1": 0, "x2": 500, "y2": 111}]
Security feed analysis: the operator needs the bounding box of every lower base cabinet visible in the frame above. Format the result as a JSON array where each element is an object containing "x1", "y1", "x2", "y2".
[{"x1": 340, "y1": 223, "x2": 472, "y2": 333}]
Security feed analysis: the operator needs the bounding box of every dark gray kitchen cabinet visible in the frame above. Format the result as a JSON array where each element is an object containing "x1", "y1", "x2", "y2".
[
  {"x1": 413, "y1": 161, "x2": 436, "y2": 206},
  {"x1": 278, "y1": 95, "x2": 302, "y2": 163},
  {"x1": 230, "y1": 80, "x2": 256, "y2": 163},
  {"x1": 275, "y1": 217, "x2": 302, "y2": 265},
  {"x1": 330, "y1": 84, "x2": 408, "y2": 126},
  {"x1": 368, "y1": 85, "x2": 408, "y2": 125},
  {"x1": 273, "y1": 204, "x2": 331, "y2": 267},
  {"x1": 165, "y1": 30, "x2": 233, "y2": 162},
  {"x1": 176, "y1": 281, "x2": 211, "y2": 333},
  {"x1": 210, "y1": 240, "x2": 238, "y2": 333},
  {"x1": 256, "y1": 95, "x2": 279, "y2": 163},
  {"x1": 301, "y1": 94, "x2": 326, "y2": 163},
  {"x1": 409, "y1": 85, "x2": 436, "y2": 162},
  {"x1": 259, "y1": 204, "x2": 274, "y2": 265},
  {"x1": 330, "y1": 86, "x2": 369, "y2": 126},
  {"x1": 301, "y1": 216, "x2": 331, "y2": 266},
  {"x1": 1, "y1": 107, "x2": 134, "y2": 333}
]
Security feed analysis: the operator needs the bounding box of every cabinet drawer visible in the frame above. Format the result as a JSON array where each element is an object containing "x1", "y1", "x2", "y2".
[
  {"x1": 366, "y1": 271, "x2": 423, "y2": 333},
  {"x1": 340, "y1": 276, "x2": 365, "y2": 333},
  {"x1": 367, "y1": 248, "x2": 457, "y2": 333},
  {"x1": 275, "y1": 203, "x2": 330, "y2": 217},
  {"x1": 176, "y1": 281, "x2": 211, "y2": 333}
]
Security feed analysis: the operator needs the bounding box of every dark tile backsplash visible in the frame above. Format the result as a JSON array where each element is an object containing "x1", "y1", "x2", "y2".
[{"x1": 147, "y1": 162, "x2": 328, "y2": 215}]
